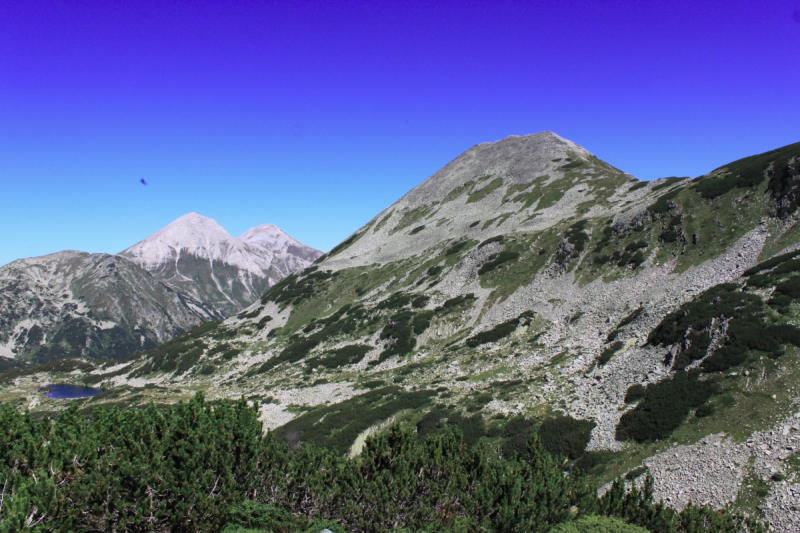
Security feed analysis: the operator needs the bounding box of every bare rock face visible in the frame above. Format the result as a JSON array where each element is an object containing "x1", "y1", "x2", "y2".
[{"x1": 121, "y1": 213, "x2": 323, "y2": 315}]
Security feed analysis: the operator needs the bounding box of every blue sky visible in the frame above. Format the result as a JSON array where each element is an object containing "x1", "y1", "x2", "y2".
[{"x1": 1, "y1": 0, "x2": 799, "y2": 266}]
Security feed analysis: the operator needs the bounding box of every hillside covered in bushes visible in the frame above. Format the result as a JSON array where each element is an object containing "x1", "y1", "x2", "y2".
[{"x1": 0, "y1": 397, "x2": 762, "y2": 533}]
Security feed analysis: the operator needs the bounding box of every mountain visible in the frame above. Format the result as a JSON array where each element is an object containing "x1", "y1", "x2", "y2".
[
  {"x1": 0, "y1": 214, "x2": 321, "y2": 365},
  {"x1": 120, "y1": 213, "x2": 323, "y2": 316},
  {"x1": 0, "y1": 250, "x2": 222, "y2": 364},
  {"x1": 6, "y1": 133, "x2": 800, "y2": 529}
]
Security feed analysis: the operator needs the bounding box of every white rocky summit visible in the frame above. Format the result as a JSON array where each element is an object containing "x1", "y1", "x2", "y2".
[{"x1": 121, "y1": 213, "x2": 322, "y2": 314}]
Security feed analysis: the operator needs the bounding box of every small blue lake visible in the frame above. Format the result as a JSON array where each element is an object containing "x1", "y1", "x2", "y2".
[{"x1": 41, "y1": 384, "x2": 104, "y2": 399}]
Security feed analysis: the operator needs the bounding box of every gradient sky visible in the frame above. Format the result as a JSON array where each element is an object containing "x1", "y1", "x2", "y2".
[{"x1": 2, "y1": 0, "x2": 799, "y2": 266}]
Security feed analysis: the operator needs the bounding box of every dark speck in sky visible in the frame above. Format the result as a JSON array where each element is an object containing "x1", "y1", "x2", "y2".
[{"x1": 140, "y1": 179, "x2": 147, "y2": 185}]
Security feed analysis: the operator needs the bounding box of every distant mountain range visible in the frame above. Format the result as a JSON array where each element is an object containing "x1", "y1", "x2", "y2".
[
  {"x1": 121, "y1": 213, "x2": 322, "y2": 315},
  {"x1": 0, "y1": 214, "x2": 321, "y2": 364}
]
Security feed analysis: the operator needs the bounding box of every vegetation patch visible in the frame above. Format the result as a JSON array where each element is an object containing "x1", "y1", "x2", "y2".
[
  {"x1": 445, "y1": 240, "x2": 469, "y2": 255},
  {"x1": 692, "y1": 142, "x2": 799, "y2": 203},
  {"x1": 328, "y1": 231, "x2": 364, "y2": 256},
  {"x1": 607, "y1": 307, "x2": 644, "y2": 342},
  {"x1": 0, "y1": 396, "x2": 762, "y2": 533},
  {"x1": 306, "y1": 344, "x2": 372, "y2": 370},
  {"x1": 647, "y1": 188, "x2": 681, "y2": 215},
  {"x1": 465, "y1": 311, "x2": 533, "y2": 347},
  {"x1": 478, "y1": 251, "x2": 520, "y2": 275},
  {"x1": 538, "y1": 415, "x2": 596, "y2": 460},
  {"x1": 648, "y1": 281, "x2": 800, "y2": 373},
  {"x1": 275, "y1": 386, "x2": 436, "y2": 453},
  {"x1": 478, "y1": 235, "x2": 505, "y2": 248},
  {"x1": 466, "y1": 177, "x2": 503, "y2": 203},
  {"x1": 659, "y1": 215, "x2": 684, "y2": 243},
  {"x1": 426, "y1": 265, "x2": 443, "y2": 277},
  {"x1": 1, "y1": 358, "x2": 95, "y2": 384},
  {"x1": 438, "y1": 293, "x2": 476, "y2": 311},
  {"x1": 616, "y1": 370, "x2": 717, "y2": 443},
  {"x1": 598, "y1": 341, "x2": 624, "y2": 366},
  {"x1": 652, "y1": 177, "x2": 688, "y2": 192},
  {"x1": 557, "y1": 220, "x2": 589, "y2": 264},
  {"x1": 237, "y1": 307, "x2": 263, "y2": 320},
  {"x1": 260, "y1": 270, "x2": 339, "y2": 307}
]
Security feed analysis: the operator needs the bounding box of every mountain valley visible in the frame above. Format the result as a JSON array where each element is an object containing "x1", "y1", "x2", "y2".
[{"x1": 3, "y1": 132, "x2": 800, "y2": 530}]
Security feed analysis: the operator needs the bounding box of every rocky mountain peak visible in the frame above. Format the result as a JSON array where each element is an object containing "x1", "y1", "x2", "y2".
[
  {"x1": 120, "y1": 213, "x2": 322, "y2": 315},
  {"x1": 240, "y1": 224, "x2": 323, "y2": 264},
  {"x1": 323, "y1": 132, "x2": 630, "y2": 268},
  {"x1": 120, "y1": 213, "x2": 261, "y2": 272}
]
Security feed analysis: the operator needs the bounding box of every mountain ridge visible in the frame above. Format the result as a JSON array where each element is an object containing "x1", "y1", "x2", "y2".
[{"x1": 0, "y1": 214, "x2": 322, "y2": 363}]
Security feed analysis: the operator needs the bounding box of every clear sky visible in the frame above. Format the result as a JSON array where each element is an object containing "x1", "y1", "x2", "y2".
[{"x1": 2, "y1": 0, "x2": 799, "y2": 266}]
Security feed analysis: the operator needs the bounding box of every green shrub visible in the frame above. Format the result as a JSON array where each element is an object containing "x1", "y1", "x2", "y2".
[
  {"x1": 328, "y1": 231, "x2": 364, "y2": 256},
  {"x1": 465, "y1": 312, "x2": 534, "y2": 347},
  {"x1": 625, "y1": 467, "x2": 648, "y2": 480},
  {"x1": 411, "y1": 295, "x2": 430, "y2": 308},
  {"x1": 616, "y1": 370, "x2": 716, "y2": 443},
  {"x1": 275, "y1": 387, "x2": 436, "y2": 453},
  {"x1": 538, "y1": 416, "x2": 595, "y2": 460},
  {"x1": 647, "y1": 189, "x2": 680, "y2": 215},
  {"x1": 598, "y1": 342, "x2": 623, "y2": 366},
  {"x1": 551, "y1": 515, "x2": 650, "y2": 533},
  {"x1": 427, "y1": 265, "x2": 444, "y2": 277},
  {"x1": 501, "y1": 416, "x2": 534, "y2": 459},
  {"x1": 412, "y1": 310, "x2": 435, "y2": 334},
  {"x1": 409, "y1": 225, "x2": 426, "y2": 235},
  {"x1": 446, "y1": 412, "x2": 486, "y2": 448},
  {"x1": 237, "y1": 307, "x2": 263, "y2": 320},
  {"x1": 439, "y1": 293, "x2": 476, "y2": 310},
  {"x1": 416, "y1": 407, "x2": 449, "y2": 439},
  {"x1": 744, "y1": 249, "x2": 800, "y2": 276},
  {"x1": 306, "y1": 344, "x2": 373, "y2": 369},
  {"x1": 478, "y1": 235, "x2": 505, "y2": 248},
  {"x1": 478, "y1": 251, "x2": 520, "y2": 275},
  {"x1": 652, "y1": 177, "x2": 688, "y2": 191},
  {"x1": 625, "y1": 241, "x2": 648, "y2": 252},
  {"x1": 378, "y1": 311, "x2": 417, "y2": 361},
  {"x1": 607, "y1": 308, "x2": 643, "y2": 342},
  {"x1": 774, "y1": 276, "x2": 800, "y2": 298},
  {"x1": 0, "y1": 395, "x2": 762, "y2": 533},
  {"x1": 700, "y1": 343, "x2": 748, "y2": 373},
  {"x1": 624, "y1": 384, "x2": 646, "y2": 403},
  {"x1": 693, "y1": 141, "x2": 800, "y2": 205},
  {"x1": 694, "y1": 404, "x2": 715, "y2": 418},
  {"x1": 375, "y1": 292, "x2": 413, "y2": 311},
  {"x1": 223, "y1": 500, "x2": 303, "y2": 532},
  {"x1": 557, "y1": 221, "x2": 590, "y2": 264},
  {"x1": 445, "y1": 240, "x2": 470, "y2": 255},
  {"x1": 198, "y1": 364, "x2": 216, "y2": 376}
]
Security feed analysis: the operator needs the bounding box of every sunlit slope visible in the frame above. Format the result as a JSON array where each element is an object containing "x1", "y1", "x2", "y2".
[{"x1": 5, "y1": 135, "x2": 800, "y2": 528}]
